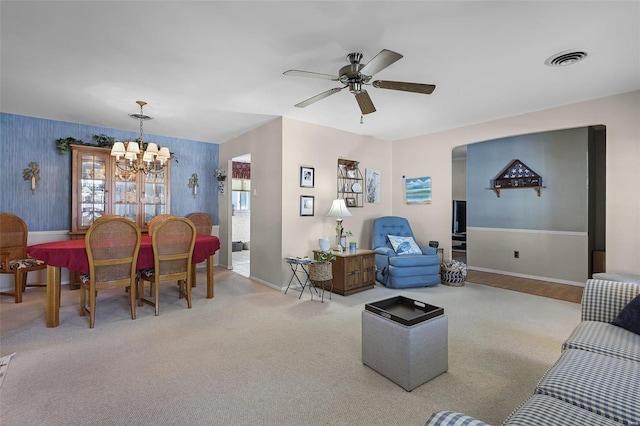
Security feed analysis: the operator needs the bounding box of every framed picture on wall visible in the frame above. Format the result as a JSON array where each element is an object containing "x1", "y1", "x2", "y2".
[
  {"x1": 300, "y1": 166, "x2": 314, "y2": 188},
  {"x1": 405, "y1": 176, "x2": 432, "y2": 204},
  {"x1": 345, "y1": 197, "x2": 357, "y2": 207},
  {"x1": 365, "y1": 168, "x2": 381, "y2": 203},
  {"x1": 300, "y1": 195, "x2": 315, "y2": 216}
]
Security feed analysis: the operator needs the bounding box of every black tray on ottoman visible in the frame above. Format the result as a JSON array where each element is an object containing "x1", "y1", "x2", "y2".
[{"x1": 365, "y1": 296, "x2": 444, "y2": 326}]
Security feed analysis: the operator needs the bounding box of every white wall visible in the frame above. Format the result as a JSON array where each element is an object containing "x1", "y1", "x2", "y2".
[
  {"x1": 220, "y1": 118, "x2": 283, "y2": 288},
  {"x1": 392, "y1": 90, "x2": 640, "y2": 280},
  {"x1": 280, "y1": 118, "x2": 393, "y2": 287},
  {"x1": 452, "y1": 158, "x2": 466, "y2": 201},
  {"x1": 221, "y1": 117, "x2": 393, "y2": 289}
]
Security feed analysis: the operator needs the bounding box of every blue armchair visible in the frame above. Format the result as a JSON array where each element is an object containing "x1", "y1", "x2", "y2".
[{"x1": 371, "y1": 216, "x2": 440, "y2": 288}]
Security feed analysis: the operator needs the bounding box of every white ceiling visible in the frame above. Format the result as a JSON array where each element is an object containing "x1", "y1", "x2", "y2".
[{"x1": 1, "y1": 1, "x2": 638, "y2": 144}]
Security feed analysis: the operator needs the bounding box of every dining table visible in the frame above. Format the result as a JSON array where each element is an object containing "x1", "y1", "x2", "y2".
[{"x1": 27, "y1": 235, "x2": 220, "y2": 327}]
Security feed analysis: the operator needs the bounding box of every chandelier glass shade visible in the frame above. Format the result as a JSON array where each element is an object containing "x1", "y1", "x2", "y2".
[{"x1": 110, "y1": 101, "x2": 170, "y2": 175}]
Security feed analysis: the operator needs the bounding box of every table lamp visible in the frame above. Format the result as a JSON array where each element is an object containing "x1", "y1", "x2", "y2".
[{"x1": 326, "y1": 199, "x2": 352, "y2": 252}]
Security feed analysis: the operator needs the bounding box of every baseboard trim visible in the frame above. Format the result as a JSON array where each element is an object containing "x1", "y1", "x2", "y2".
[
  {"x1": 468, "y1": 266, "x2": 585, "y2": 287},
  {"x1": 246, "y1": 276, "x2": 284, "y2": 291}
]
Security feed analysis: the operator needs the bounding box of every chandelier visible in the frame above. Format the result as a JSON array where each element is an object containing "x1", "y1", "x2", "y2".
[{"x1": 110, "y1": 101, "x2": 170, "y2": 175}]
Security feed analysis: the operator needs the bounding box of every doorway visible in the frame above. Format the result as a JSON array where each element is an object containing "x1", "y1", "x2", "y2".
[
  {"x1": 451, "y1": 146, "x2": 467, "y2": 264},
  {"x1": 451, "y1": 125, "x2": 605, "y2": 281},
  {"x1": 231, "y1": 154, "x2": 251, "y2": 277}
]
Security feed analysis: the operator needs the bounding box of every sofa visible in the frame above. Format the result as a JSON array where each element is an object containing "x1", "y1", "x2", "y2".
[{"x1": 425, "y1": 279, "x2": 640, "y2": 426}]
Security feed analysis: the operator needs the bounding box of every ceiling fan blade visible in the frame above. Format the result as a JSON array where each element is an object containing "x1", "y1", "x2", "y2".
[
  {"x1": 283, "y1": 69, "x2": 339, "y2": 81},
  {"x1": 294, "y1": 87, "x2": 344, "y2": 108},
  {"x1": 354, "y1": 90, "x2": 376, "y2": 115},
  {"x1": 359, "y1": 49, "x2": 403, "y2": 77},
  {"x1": 372, "y1": 80, "x2": 436, "y2": 94}
]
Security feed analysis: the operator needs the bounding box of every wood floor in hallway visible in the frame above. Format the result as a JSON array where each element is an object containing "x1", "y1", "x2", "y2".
[{"x1": 465, "y1": 270, "x2": 584, "y2": 304}]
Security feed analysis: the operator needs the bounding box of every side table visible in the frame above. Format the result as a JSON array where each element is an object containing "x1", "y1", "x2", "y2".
[
  {"x1": 313, "y1": 249, "x2": 375, "y2": 296},
  {"x1": 284, "y1": 257, "x2": 317, "y2": 300}
]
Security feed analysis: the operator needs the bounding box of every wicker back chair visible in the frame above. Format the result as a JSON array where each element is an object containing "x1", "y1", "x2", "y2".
[
  {"x1": 147, "y1": 214, "x2": 174, "y2": 235},
  {"x1": 81, "y1": 215, "x2": 142, "y2": 328},
  {"x1": 0, "y1": 213, "x2": 46, "y2": 303},
  {"x1": 186, "y1": 213, "x2": 213, "y2": 287},
  {"x1": 187, "y1": 213, "x2": 212, "y2": 236},
  {"x1": 138, "y1": 217, "x2": 196, "y2": 316}
]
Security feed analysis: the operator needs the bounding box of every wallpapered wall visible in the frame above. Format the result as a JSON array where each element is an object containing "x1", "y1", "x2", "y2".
[{"x1": 0, "y1": 113, "x2": 219, "y2": 231}]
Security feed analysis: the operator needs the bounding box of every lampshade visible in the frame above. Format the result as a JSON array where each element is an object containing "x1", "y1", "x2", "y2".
[
  {"x1": 126, "y1": 141, "x2": 140, "y2": 154},
  {"x1": 142, "y1": 151, "x2": 155, "y2": 164},
  {"x1": 327, "y1": 199, "x2": 352, "y2": 218},
  {"x1": 145, "y1": 143, "x2": 159, "y2": 154},
  {"x1": 110, "y1": 142, "x2": 126, "y2": 156},
  {"x1": 157, "y1": 147, "x2": 170, "y2": 164}
]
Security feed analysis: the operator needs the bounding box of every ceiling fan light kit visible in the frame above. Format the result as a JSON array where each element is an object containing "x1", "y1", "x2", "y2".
[{"x1": 284, "y1": 49, "x2": 436, "y2": 115}]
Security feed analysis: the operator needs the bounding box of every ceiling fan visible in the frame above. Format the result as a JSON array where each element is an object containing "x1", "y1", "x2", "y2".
[{"x1": 283, "y1": 49, "x2": 435, "y2": 115}]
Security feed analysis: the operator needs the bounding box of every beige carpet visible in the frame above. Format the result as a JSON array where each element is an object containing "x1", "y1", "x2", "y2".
[{"x1": 0, "y1": 269, "x2": 581, "y2": 425}]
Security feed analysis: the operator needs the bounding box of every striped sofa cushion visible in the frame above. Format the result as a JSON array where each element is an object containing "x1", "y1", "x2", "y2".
[
  {"x1": 535, "y1": 349, "x2": 640, "y2": 424},
  {"x1": 425, "y1": 411, "x2": 490, "y2": 426},
  {"x1": 563, "y1": 321, "x2": 640, "y2": 362},
  {"x1": 581, "y1": 279, "x2": 640, "y2": 323},
  {"x1": 503, "y1": 394, "x2": 622, "y2": 426}
]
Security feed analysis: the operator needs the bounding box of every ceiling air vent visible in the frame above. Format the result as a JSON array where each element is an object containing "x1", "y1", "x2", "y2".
[{"x1": 545, "y1": 49, "x2": 590, "y2": 67}]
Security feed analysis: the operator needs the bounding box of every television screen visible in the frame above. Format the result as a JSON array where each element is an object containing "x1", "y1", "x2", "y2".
[{"x1": 452, "y1": 200, "x2": 466, "y2": 234}]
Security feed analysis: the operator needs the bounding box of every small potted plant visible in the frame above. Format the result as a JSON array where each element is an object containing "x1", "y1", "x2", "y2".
[
  {"x1": 215, "y1": 169, "x2": 227, "y2": 194},
  {"x1": 343, "y1": 230, "x2": 356, "y2": 250},
  {"x1": 309, "y1": 251, "x2": 335, "y2": 283}
]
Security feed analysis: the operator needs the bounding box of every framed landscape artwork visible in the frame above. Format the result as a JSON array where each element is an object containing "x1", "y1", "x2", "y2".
[{"x1": 405, "y1": 176, "x2": 432, "y2": 204}]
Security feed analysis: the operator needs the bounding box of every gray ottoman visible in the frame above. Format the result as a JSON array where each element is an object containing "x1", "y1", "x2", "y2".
[{"x1": 362, "y1": 308, "x2": 448, "y2": 391}]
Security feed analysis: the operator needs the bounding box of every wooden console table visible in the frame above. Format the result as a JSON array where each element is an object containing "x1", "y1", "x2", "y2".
[{"x1": 315, "y1": 249, "x2": 375, "y2": 296}]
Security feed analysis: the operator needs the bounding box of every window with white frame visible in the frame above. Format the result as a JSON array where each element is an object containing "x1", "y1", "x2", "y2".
[{"x1": 232, "y1": 191, "x2": 250, "y2": 212}]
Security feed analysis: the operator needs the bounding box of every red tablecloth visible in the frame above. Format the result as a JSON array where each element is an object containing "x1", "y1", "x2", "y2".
[{"x1": 27, "y1": 235, "x2": 220, "y2": 275}]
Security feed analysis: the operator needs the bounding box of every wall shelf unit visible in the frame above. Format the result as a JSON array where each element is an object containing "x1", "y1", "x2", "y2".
[
  {"x1": 337, "y1": 158, "x2": 363, "y2": 208},
  {"x1": 491, "y1": 159, "x2": 544, "y2": 197}
]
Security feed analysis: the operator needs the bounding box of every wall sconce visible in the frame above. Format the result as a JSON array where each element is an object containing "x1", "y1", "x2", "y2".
[
  {"x1": 23, "y1": 162, "x2": 40, "y2": 195},
  {"x1": 188, "y1": 173, "x2": 199, "y2": 198}
]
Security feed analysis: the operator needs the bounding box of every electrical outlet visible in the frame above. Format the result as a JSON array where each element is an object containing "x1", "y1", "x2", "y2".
[{"x1": 514, "y1": 251, "x2": 520, "y2": 258}]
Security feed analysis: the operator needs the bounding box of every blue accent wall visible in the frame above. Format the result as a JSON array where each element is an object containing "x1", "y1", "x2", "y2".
[
  {"x1": 467, "y1": 127, "x2": 588, "y2": 232},
  {"x1": 0, "y1": 113, "x2": 219, "y2": 231}
]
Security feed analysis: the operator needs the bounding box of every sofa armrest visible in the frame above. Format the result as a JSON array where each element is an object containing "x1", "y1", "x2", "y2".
[
  {"x1": 374, "y1": 247, "x2": 396, "y2": 258},
  {"x1": 425, "y1": 411, "x2": 490, "y2": 426},
  {"x1": 581, "y1": 279, "x2": 640, "y2": 323},
  {"x1": 420, "y1": 246, "x2": 437, "y2": 255}
]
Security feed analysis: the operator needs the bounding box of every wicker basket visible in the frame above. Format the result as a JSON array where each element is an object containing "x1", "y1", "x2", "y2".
[
  {"x1": 440, "y1": 261, "x2": 467, "y2": 287},
  {"x1": 309, "y1": 262, "x2": 333, "y2": 282}
]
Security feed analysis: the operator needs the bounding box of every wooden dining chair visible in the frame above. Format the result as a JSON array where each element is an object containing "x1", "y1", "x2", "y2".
[
  {"x1": 146, "y1": 214, "x2": 173, "y2": 235},
  {"x1": 138, "y1": 216, "x2": 196, "y2": 316},
  {"x1": 186, "y1": 212, "x2": 213, "y2": 287},
  {"x1": 0, "y1": 213, "x2": 47, "y2": 303},
  {"x1": 81, "y1": 215, "x2": 141, "y2": 328}
]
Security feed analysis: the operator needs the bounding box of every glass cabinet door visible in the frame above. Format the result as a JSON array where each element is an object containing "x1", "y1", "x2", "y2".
[
  {"x1": 75, "y1": 152, "x2": 109, "y2": 231},
  {"x1": 112, "y1": 169, "x2": 138, "y2": 224},
  {"x1": 142, "y1": 171, "x2": 167, "y2": 228}
]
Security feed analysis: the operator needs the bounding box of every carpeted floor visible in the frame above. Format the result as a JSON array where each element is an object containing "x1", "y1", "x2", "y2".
[{"x1": 0, "y1": 268, "x2": 581, "y2": 425}]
